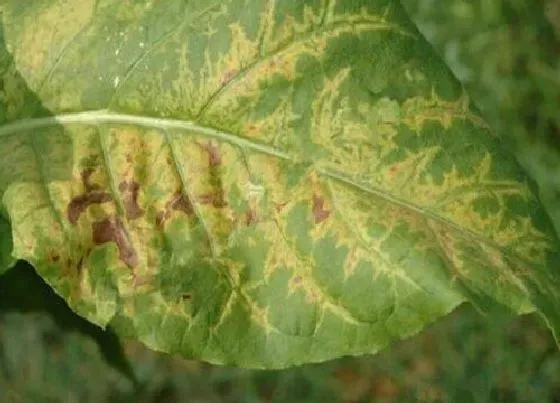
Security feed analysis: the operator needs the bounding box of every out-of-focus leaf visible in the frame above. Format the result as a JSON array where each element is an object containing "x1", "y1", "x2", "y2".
[
  {"x1": 0, "y1": 311, "x2": 134, "y2": 403},
  {"x1": 0, "y1": 0, "x2": 559, "y2": 369},
  {"x1": 0, "y1": 261, "x2": 138, "y2": 385},
  {"x1": 0, "y1": 216, "x2": 14, "y2": 275}
]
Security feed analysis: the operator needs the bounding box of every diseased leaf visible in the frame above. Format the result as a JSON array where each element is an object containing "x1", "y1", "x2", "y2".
[{"x1": 0, "y1": 0, "x2": 559, "y2": 368}]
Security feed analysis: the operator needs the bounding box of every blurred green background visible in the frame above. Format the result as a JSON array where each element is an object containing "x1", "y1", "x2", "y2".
[{"x1": 2, "y1": 1, "x2": 560, "y2": 402}]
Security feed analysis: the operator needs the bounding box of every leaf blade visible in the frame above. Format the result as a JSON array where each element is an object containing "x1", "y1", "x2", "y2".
[{"x1": 1, "y1": 0, "x2": 559, "y2": 368}]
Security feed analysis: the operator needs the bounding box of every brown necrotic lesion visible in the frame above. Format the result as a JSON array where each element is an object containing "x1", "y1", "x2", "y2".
[
  {"x1": 66, "y1": 168, "x2": 145, "y2": 270},
  {"x1": 155, "y1": 191, "x2": 195, "y2": 229},
  {"x1": 92, "y1": 217, "x2": 139, "y2": 269},
  {"x1": 118, "y1": 180, "x2": 144, "y2": 220},
  {"x1": 67, "y1": 169, "x2": 112, "y2": 225}
]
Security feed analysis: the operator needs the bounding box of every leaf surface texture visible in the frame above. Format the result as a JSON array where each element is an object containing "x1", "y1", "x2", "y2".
[{"x1": 1, "y1": 0, "x2": 559, "y2": 368}]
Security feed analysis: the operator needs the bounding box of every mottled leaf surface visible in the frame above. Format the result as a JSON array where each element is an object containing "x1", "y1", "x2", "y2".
[{"x1": 1, "y1": 0, "x2": 560, "y2": 368}]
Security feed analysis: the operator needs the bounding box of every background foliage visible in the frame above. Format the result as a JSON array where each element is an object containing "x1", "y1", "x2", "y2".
[{"x1": 1, "y1": 0, "x2": 560, "y2": 401}]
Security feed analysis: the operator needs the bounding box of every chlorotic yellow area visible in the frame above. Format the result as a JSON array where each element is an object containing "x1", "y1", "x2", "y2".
[{"x1": 8, "y1": 0, "x2": 96, "y2": 87}]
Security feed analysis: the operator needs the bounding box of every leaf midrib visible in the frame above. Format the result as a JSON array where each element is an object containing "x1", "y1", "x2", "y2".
[{"x1": 0, "y1": 110, "x2": 535, "y2": 269}]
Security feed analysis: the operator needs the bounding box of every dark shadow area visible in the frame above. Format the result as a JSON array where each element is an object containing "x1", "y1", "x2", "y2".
[{"x1": 0, "y1": 261, "x2": 138, "y2": 386}]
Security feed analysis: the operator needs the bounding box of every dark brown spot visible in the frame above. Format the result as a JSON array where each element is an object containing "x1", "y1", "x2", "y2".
[
  {"x1": 92, "y1": 217, "x2": 138, "y2": 268},
  {"x1": 82, "y1": 169, "x2": 101, "y2": 191},
  {"x1": 199, "y1": 190, "x2": 227, "y2": 208},
  {"x1": 203, "y1": 141, "x2": 221, "y2": 167},
  {"x1": 118, "y1": 180, "x2": 144, "y2": 220},
  {"x1": 126, "y1": 154, "x2": 133, "y2": 164},
  {"x1": 67, "y1": 169, "x2": 112, "y2": 225},
  {"x1": 76, "y1": 256, "x2": 84, "y2": 275},
  {"x1": 275, "y1": 202, "x2": 287, "y2": 213},
  {"x1": 67, "y1": 193, "x2": 112, "y2": 224},
  {"x1": 171, "y1": 192, "x2": 194, "y2": 215},
  {"x1": 155, "y1": 192, "x2": 195, "y2": 229},
  {"x1": 293, "y1": 275, "x2": 302, "y2": 285},
  {"x1": 49, "y1": 252, "x2": 60, "y2": 263},
  {"x1": 181, "y1": 293, "x2": 192, "y2": 301},
  {"x1": 312, "y1": 195, "x2": 330, "y2": 224},
  {"x1": 245, "y1": 209, "x2": 257, "y2": 226}
]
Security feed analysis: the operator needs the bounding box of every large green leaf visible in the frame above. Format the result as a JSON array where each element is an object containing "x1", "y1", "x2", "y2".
[{"x1": 1, "y1": 0, "x2": 559, "y2": 368}]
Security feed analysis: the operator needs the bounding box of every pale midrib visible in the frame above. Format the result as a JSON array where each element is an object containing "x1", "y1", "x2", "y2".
[
  {"x1": 0, "y1": 110, "x2": 535, "y2": 268},
  {"x1": 0, "y1": 110, "x2": 291, "y2": 159}
]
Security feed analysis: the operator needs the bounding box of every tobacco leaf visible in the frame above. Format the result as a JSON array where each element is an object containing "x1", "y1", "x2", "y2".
[{"x1": 1, "y1": 0, "x2": 559, "y2": 368}]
